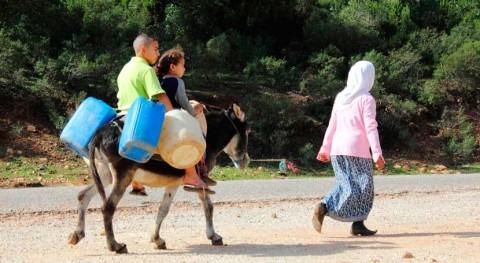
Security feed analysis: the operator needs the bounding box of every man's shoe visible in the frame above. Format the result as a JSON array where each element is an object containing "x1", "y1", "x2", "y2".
[
  {"x1": 312, "y1": 202, "x2": 327, "y2": 233},
  {"x1": 351, "y1": 221, "x2": 377, "y2": 236}
]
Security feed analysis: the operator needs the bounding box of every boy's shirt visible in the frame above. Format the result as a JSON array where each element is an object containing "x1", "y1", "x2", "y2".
[{"x1": 117, "y1": 57, "x2": 164, "y2": 111}]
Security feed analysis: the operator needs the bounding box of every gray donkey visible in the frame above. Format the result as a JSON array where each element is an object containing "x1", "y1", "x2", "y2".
[{"x1": 68, "y1": 103, "x2": 250, "y2": 253}]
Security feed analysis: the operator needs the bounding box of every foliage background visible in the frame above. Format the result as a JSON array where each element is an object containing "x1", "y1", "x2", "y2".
[{"x1": 1, "y1": 0, "x2": 479, "y2": 167}]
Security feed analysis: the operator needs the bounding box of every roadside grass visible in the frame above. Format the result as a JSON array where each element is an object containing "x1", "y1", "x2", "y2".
[
  {"x1": 0, "y1": 157, "x2": 89, "y2": 187},
  {"x1": 379, "y1": 162, "x2": 480, "y2": 175},
  {"x1": 210, "y1": 162, "x2": 334, "y2": 181},
  {"x1": 457, "y1": 163, "x2": 480, "y2": 174},
  {"x1": 1, "y1": 157, "x2": 480, "y2": 188},
  {"x1": 210, "y1": 161, "x2": 480, "y2": 181}
]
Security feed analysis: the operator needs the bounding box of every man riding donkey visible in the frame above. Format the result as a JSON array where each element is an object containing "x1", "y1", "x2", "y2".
[{"x1": 116, "y1": 33, "x2": 214, "y2": 195}]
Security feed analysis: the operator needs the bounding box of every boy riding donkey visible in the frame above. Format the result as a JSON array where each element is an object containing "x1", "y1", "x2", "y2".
[{"x1": 116, "y1": 34, "x2": 213, "y2": 195}]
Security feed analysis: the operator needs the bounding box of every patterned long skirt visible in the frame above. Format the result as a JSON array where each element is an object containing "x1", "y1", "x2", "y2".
[{"x1": 322, "y1": 155, "x2": 374, "y2": 222}]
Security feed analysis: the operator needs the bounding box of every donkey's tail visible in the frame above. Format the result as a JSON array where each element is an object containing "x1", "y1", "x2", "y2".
[{"x1": 89, "y1": 133, "x2": 107, "y2": 204}]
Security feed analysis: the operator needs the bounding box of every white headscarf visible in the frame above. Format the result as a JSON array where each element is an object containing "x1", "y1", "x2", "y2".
[{"x1": 334, "y1": 60, "x2": 375, "y2": 106}]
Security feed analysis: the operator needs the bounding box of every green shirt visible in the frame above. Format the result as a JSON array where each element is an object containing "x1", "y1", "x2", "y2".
[{"x1": 116, "y1": 57, "x2": 165, "y2": 111}]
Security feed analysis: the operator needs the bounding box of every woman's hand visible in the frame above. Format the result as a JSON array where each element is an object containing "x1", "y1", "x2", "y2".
[
  {"x1": 317, "y1": 152, "x2": 330, "y2": 163},
  {"x1": 375, "y1": 156, "x2": 385, "y2": 170}
]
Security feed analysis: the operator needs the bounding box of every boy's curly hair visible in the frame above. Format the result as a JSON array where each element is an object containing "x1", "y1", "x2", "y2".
[{"x1": 156, "y1": 46, "x2": 184, "y2": 78}]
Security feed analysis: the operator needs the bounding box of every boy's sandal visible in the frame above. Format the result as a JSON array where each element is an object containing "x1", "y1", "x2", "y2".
[
  {"x1": 129, "y1": 188, "x2": 148, "y2": 196},
  {"x1": 202, "y1": 176, "x2": 217, "y2": 186},
  {"x1": 183, "y1": 185, "x2": 215, "y2": 195}
]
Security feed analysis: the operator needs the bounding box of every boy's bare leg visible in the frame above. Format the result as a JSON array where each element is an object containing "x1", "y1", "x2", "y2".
[
  {"x1": 190, "y1": 102, "x2": 216, "y2": 186},
  {"x1": 183, "y1": 166, "x2": 215, "y2": 194},
  {"x1": 198, "y1": 160, "x2": 217, "y2": 186},
  {"x1": 130, "y1": 181, "x2": 147, "y2": 196}
]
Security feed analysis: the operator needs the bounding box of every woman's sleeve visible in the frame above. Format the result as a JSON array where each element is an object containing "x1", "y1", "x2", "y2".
[
  {"x1": 175, "y1": 79, "x2": 196, "y2": 116},
  {"x1": 318, "y1": 108, "x2": 337, "y2": 156},
  {"x1": 363, "y1": 96, "x2": 383, "y2": 162}
]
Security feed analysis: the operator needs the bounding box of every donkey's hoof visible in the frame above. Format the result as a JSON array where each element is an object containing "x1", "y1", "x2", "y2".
[
  {"x1": 151, "y1": 236, "x2": 167, "y2": 250},
  {"x1": 154, "y1": 242, "x2": 167, "y2": 250},
  {"x1": 211, "y1": 238, "x2": 223, "y2": 246},
  {"x1": 67, "y1": 231, "x2": 84, "y2": 245},
  {"x1": 109, "y1": 242, "x2": 128, "y2": 254},
  {"x1": 115, "y1": 243, "x2": 128, "y2": 254}
]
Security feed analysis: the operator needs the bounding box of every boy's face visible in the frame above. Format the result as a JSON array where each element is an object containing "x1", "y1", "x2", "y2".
[{"x1": 143, "y1": 40, "x2": 160, "y2": 65}]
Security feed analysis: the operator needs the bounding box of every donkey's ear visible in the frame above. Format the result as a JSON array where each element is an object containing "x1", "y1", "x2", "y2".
[{"x1": 232, "y1": 103, "x2": 245, "y2": 122}]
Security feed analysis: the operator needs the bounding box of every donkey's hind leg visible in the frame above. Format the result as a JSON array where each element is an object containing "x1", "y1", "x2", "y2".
[
  {"x1": 68, "y1": 184, "x2": 96, "y2": 245},
  {"x1": 199, "y1": 193, "x2": 223, "y2": 245},
  {"x1": 68, "y1": 161, "x2": 112, "y2": 245},
  {"x1": 150, "y1": 186, "x2": 179, "y2": 250},
  {"x1": 102, "y1": 164, "x2": 133, "y2": 254}
]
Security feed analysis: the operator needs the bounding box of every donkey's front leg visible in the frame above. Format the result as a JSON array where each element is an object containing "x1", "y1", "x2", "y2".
[
  {"x1": 198, "y1": 193, "x2": 223, "y2": 245},
  {"x1": 151, "y1": 186, "x2": 178, "y2": 249}
]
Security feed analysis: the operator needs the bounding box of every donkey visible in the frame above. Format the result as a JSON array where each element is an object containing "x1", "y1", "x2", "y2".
[{"x1": 67, "y1": 103, "x2": 250, "y2": 254}]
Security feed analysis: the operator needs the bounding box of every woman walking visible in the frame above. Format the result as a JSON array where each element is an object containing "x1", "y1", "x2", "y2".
[{"x1": 313, "y1": 60, "x2": 385, "y2": 236}]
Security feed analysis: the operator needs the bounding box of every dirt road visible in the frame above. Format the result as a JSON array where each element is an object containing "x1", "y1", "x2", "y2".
[{"x1": 0, "y1": 175, "x2": 479, "y2": 262}]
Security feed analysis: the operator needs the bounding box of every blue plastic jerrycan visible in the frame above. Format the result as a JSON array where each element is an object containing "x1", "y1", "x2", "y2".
[
  {"x1": 119, "y1": 97, "x2": 166, "y2": 163},
  {"x1": 60, "y1": 97, "x2": 116, "y2": 157}
]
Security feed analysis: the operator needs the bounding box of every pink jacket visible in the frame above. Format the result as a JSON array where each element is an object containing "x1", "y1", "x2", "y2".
[{"x1": 318, "y1": 95, "x2": 382, "y2": 162}]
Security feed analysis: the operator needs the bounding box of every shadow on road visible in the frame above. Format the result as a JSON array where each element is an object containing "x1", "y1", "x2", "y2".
[
  {"x1": 378, "y1": 231, "x2": 480, "y2": 239},
  {"x1": 182, "y1": 240, "x2": 396, "y2": 257}
]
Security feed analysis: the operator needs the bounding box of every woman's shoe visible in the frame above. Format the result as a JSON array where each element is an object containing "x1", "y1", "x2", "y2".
[
  {"x1": 350, "y1": 221, "x2": 377, "y2": 236},
  {"x1": 312, "y1": 202, "x2": 327, "y2": 233}
]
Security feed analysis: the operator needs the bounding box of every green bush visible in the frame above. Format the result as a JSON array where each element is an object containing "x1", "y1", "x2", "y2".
[
  {"x1": 336, "y1": 0, "x2": 412, "y2": 52},
  {"x1": 300, "y1": 47, "x2": 345, "y2": 97},
  {"x1": 298, "y1": 142, "x2": 317, "y2": 166},
  {"x1": 419, "y1": 78, "x2": 450, "y2": 107},
  {"x1": 437, "y1": 41, "x2": 480, "y2": 106},
  {"x1": 244, "y1": 93, "x2": 308, "y2": 157},
  {"x1": 185, "y1": 31, "x2": 272, "y2": 81},
  {"x1": 421, "y1": 40, "x2": 480, "y2": 109},
  {"x1": 406, "y1": 0, "x2": 479, "y2": 32},
  {"x1": 206, "y1": 33, "x2": 231, "y2": 72},
  {"x1": 243, "y1": 56, "x2": 295, "y2": 89},
  {"x1": 376, "y1": 94, "x2": 418, "y2": 148},
  {"x1": 0, "y1": 28, "x2": 33, "y2": 97},
  {"x1": 438, "y1": 108, "x2": 477, "y2": 165}
]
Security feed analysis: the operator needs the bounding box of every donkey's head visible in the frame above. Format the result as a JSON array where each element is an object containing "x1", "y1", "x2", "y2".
[{"x1": 222, "y1": 103, "x2": 250, "y2": 169}]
